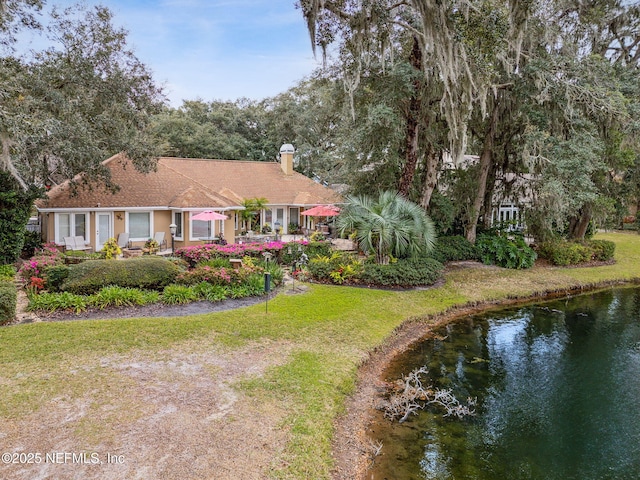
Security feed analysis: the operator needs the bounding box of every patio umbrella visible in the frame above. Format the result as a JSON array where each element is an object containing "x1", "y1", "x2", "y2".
[
  {"x1": 191, "y1": 210, "x2": 228, "y2": 221},
  {"x1": 300, "y1": 205, "x2": 340, "y2": 217}
]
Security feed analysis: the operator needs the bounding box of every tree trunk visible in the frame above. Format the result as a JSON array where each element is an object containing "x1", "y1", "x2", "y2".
[
  {"x1": 482, "y1": 162, "x2": 498, "y2": 230},
  {"x1": 420, "y1": 146, "x2": 439, "y2": 209},
  {"x1": 567, "y1": 205, "x2": 592, "y2": 240},
  {"x1": 465, "y1": 102, "x2": 500, "y2": 244},
  {"x1": 398, "y1": 36, "x2": 423, "y2": 197}
]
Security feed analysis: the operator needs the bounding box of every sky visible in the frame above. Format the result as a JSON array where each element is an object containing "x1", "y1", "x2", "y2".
[{"x1": 23, "y1": 0, "x2": 323, "y2": 106}]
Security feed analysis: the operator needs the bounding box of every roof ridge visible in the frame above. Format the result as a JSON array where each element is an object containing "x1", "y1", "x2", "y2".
[{"x1": 161, "y1": 160, "x2": 239, "y2": 205}]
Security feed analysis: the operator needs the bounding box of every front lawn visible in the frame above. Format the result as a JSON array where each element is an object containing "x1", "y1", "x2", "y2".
[{"x1": 1, "y1": 232, "x2": 639, "y2": 479}]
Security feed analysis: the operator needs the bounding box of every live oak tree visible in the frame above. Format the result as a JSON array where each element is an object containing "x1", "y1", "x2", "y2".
[
  {"x1": 299, "y1": 0, "x2": 640, "y2": 243},
  {"x1": 299, "y1": 0, "x2": 537, "y2": 242},
  {"x1": 0, "y1": 3, "x2": 164, "y2": 262}
]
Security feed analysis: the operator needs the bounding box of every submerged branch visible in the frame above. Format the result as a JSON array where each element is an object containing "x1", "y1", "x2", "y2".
[{"x1": 378, "y1": 366, "x2": 476, "y2": 423}]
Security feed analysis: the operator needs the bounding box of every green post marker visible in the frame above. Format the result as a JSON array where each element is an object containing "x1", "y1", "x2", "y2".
[{"x1": 264, "y1": 272, "x2": 271, "y2": 314}]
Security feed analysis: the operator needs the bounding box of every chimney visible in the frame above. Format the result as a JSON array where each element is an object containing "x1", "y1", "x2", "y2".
[{"x1": 279, "y1": 144, "x2": 294, "y2": 175}]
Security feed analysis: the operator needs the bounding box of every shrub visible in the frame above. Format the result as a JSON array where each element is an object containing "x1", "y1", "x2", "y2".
[
  {"x1": 359, "y1": 258, "x2": 443, "y2": 287},
  {"x1": 89, "y1": 286, "x2": 159, "y2": 309},
  {"x1": 18, "y1": 254, "x2": 63, "y2": 282},
  {"x1": 476, "y1": 233, "x2": 537, "y2": 269},
  {"x1": 0, "y1": 280, "x2": 17, "y2": 325},
  {"x1": 175, "y1": 241, "x2": 289, "y2": 266},
  {"x1": 307, "y1": 253, "x2": 353, "y2": 282},
  {"x1": 0, "y1": 171, "x2": 41, "y2": 264},
  {"x1": 538, "y1": 241, "x2": 590, "y2": 266},
  {"x1": 588, "y1": 239, "x2": 615, "y2": 261},
  {"x1": 0, "y1": 264, "x2": 16, "y2": 281},
  {"x1": 21, "y1": 230, "x2": 43, "y2": 259},
  {"x1": 431, "y1": 236, "x2": 478, "y2": 263},
  {"x1": 44, "y1": 265, "x2": 70, "y2": 292},
  {"x1": 538, "y1": 239, "x2": 615, "y2": 265},
  {"x1": 304, "y1": 241, "x2": 332, "y2": 260},
  {"x1": 176, "y1": 265, "x2": 234, "y2": 286},
  {"x1": 261, "y1": 261, "x2": 284, "y2": 286},
  {"x1": 62, "y1": 257, "x2": 180, "y2": 294},
  {"x1": 162, "y1": 284, "x2": 198, "y2": 304},
  {"x1": 27, "y1": 291, "x2": 87, "y2": 313},
  {"x1": 199, "y1": 258, "x2": 233, "y2": 268},
  {"x1": 101, "y1": 237, "x2": 121, "y2": 260}
]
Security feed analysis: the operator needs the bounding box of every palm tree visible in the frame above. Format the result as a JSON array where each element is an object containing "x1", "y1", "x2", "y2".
[
  {"x1": 336, "y1": 191, "x2": 436, "y2": 264},
  {"x1": 239, "y1": 197, "x2": 268, "y2": 232}
]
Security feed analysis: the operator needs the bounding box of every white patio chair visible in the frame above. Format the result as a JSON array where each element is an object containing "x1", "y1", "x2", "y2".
[
  {"x1": 153, "y1": 232, "x2": 167, "y2": 251},
  {"x1": 117, "y1": 232, "x2": 130, "y2": 249},
  {"x1": 72, "y1": 236, "x2": 92, "y2": 252}
]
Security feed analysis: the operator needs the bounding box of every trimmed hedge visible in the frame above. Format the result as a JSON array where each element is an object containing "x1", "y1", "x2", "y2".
[
  {"x1": 538, "y1": 239, "x2": 616, "y2": 266},
  {"x1": 431, "y1": 235, "x2": 478, "y2": 263},
  {"x1": 359, "y1": 258, "x2": 443, "y2": 287},
  {"x1": 588, "y1": 239, "x2": 616, "y2": 261},
  {"x1": 62, "y1": 257, "x2": 181, "y2": 294},
  {"x1": 0, "y1": 279, "x2": 17, "y2": 325}
]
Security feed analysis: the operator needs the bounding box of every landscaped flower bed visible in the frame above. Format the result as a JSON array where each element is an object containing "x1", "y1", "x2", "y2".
[{"x1": 22, "y1": 246, "x2": 286, "y2": 315}]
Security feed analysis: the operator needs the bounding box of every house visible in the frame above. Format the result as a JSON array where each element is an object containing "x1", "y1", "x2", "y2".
[
  {"x1": 442, "y1": 153, "x2": 532, "y2": 231},
  {"x1": 36, "y1": 144, "x2": 341, "y2": 251}
]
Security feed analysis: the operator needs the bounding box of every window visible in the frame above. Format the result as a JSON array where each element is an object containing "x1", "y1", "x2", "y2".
[
  {"x1": 128, "y1": 212, "x2": 151, "y2": 240},
  {"x1": 289, "y1": 207, "x2": 299, "y2": 226},
  {"x1": 173, "y1": 211, "x2": 183, "y2": 239},
  {"x1": 263, "y1": 209, "x2": 273, "y2": 227},
  {"x1": 55, "y1": 212, "x2": 88, "y2": 244},
  {"x1": 275, "y1": 208, "x2": 284, "y2": 230},
  {"x1": 192, "y1": 220, "x2": 211, "y2": 239}
]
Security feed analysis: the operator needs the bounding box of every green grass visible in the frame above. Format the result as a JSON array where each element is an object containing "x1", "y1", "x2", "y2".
[{"x1": 1, "y1": 231, "x2": 640, "y2": 478}]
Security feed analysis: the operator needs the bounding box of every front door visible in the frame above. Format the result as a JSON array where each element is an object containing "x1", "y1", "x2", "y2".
[{"x1": 96, "y1": 213, "x2": 112, "y2": 251}]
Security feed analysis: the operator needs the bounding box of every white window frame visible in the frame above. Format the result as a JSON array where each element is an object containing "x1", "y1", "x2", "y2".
[
  {"x1": 54, "y1": 212, "x2": 89, "y2": 244},
  {"x1": 189, "y1": 212, "x2": 218, "y2": 241},
  {"x1": 126, "y1": 211, "x2": 153, "y2": 242}
]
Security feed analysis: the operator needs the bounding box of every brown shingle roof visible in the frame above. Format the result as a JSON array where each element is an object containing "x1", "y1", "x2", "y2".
[{"x1": 38, "y1": 154, "x2": 341, "y2": 210}]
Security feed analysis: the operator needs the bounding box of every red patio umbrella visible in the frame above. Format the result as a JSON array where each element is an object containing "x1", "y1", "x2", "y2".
[
  {"x1": 191, "y1": 210, "x2": 228, "y2": 221},
  {"x1": 300, "y1": 205, "x2": 340, "y2": 217}
]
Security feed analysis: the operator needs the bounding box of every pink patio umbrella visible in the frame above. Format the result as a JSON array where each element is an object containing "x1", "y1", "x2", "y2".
[
  {"x1": 301, "y1": 205, "x2": 340, "y2": 234},
  {"x1": 300, "y1": 205, "x2": 340, "y2": 217},
  {"x1": 191, "y1": 211, "x2": 228, "y2": 240},
  {"x1": 191, "y1": 210, "x2": 228, "y2": 221}
]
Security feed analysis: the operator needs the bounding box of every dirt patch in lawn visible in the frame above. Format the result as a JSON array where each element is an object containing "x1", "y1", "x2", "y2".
[{"x1": 0, "y1": 339, "x2": 295, "y2": 480}]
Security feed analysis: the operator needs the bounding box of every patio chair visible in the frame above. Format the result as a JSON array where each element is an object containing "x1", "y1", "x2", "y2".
[
  {"x1": 117, "y1": 232, "x2": 130, "y2": 249},
  {"x1": 153, "y1": 232, "x2": 167, "y2": 251},
  {"x1": 64, "y1": 236, "x2": 92, "y2": 252},
  {"x1": 63, "y1": 236, "x2": 75, "y2": 251},
  {"x1": 73, "y1": 236, "x2": 92, "y2": 252}
]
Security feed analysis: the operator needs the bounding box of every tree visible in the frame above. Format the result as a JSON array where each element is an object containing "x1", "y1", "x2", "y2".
[
  {"x1": 150, "y1": 99, "x2": 272, "y2": 161},
  {"x1": 238, "y1": 197, "x2": 268, "y2": 232},
  {"x1": 336, "y1": 191, "x2": 435, "y2": 264},
  {"x1": 0, "y1": 4, "x2": 164, "y2": 262},
  {"x1": 0, "y1": 0, "x2": 43, "y2": 48}
]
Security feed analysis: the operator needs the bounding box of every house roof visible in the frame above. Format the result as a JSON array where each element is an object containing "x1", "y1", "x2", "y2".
[{"x1": 37, "y1": 154, "x2": 341, "y2": 210}]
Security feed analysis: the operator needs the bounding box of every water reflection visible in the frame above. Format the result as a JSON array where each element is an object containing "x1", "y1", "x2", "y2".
[{"x1": 371, "y1": 287, "x2": 640, "y2": 480}]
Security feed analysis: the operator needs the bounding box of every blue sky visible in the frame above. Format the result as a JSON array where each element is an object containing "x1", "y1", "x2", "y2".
[{"x1": 26, "y1": 1, "x2": 322, "y2": 106}]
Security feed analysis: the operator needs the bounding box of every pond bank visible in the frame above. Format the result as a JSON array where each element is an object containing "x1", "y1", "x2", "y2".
[{"x1": 331, "y1": 272, "x2": 640, "y2": 480}]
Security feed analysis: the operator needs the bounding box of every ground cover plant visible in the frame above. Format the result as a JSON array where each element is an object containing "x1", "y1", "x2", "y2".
[{"x1": 3, "y1": 232, "x2": 639, "y2": 480}]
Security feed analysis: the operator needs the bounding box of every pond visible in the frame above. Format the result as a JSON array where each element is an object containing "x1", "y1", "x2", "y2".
[{"x1": 370, "y1": 287, "x2": 640, "y2": 480}]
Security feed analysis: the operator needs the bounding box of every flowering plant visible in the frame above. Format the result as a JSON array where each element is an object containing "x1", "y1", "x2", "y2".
[
  {"x1": 101, "y1": 237, "x2": 122, "y2": 260},
  {"x1": 18, "y1": 255, "x2": 61, "y2": 282},
  {"x1": 27, "y1": 276, "x2": 45, "y2": 295}
]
